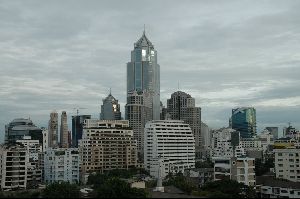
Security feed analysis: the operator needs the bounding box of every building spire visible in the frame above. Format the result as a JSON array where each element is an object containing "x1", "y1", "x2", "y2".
[
  {"x1": 143, "y1": 24, "x2": 146, "y2": 35},
  {"x1": 109, "y1": 88, "x2": 111, "y2": 95}
]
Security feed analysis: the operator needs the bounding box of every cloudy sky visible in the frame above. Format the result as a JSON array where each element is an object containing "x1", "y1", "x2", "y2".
[{"x1": 1, "y1": 0, "x2": 300, "y2": 142}]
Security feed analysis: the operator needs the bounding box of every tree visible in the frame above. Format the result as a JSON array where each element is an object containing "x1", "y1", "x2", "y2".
[
  {"x1": 195, "y1": 160, "x2": 214, "y2": 168},
  {"x1": 255, "y1": 157, "x2": 274, "y2": 176},
  {"x1": 42, "y1": 182, "x2": 80, "y2": 198},
  {"x1": 164, "y1": 172, "x2": 197, "y2": 194},
  {"x1": 94, "y1": 177, "x2": 148, "y2": 198}
]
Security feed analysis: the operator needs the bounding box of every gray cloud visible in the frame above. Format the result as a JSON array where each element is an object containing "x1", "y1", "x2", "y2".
[{"x1": 0, "y1": 0, "x2": 300, "y2": 142}]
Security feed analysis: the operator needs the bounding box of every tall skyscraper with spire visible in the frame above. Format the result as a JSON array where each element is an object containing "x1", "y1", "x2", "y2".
[{"x1": 125, "y1": 29, "x2": 160, "y2": 160}]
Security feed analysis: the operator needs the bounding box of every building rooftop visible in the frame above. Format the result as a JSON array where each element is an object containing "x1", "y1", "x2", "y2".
[{"x1": 256, "y1": 176, "x2": 300, "y2": 189}]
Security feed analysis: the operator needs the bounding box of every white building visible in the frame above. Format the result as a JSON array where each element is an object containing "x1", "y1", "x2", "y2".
[
  {"x1": 44, "y1": 148, "x2": 80, "y2": 184},
  {"x1": 42, "y1": 129, "x2": 49, "y2": 152},
  {"x1": 213, "y1": 156, "x2": 255, "y2": 186},
  {"x1": 258, "y1": 129, "x2": 274, "y2": 152},
  {"x1": 16, "y1": 136, "x2": 43, "y2": 188},
  {"x1": 274, "y1": 148, "x2": 300, "y2": 182},
  {"x1": 0, "y1": 143, "x2": 29, "y2": 190},
  {"x1": 144, "y1": 120, "x2": 195, "y2": 178}
]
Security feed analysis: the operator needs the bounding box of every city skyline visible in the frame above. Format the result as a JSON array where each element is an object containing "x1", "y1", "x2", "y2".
[{"x1": 1, "y1": 1, "x2": 300, "y2": 142}]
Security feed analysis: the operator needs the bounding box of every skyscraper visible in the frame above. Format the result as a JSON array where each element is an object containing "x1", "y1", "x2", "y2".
[
  {"x1": 71, "y1": 115, "x2": 91, "y2": 147},
  {"x1": 60, "y1": 111, "x2": 69, "y2": 148},
  {"x1": 230, "y1": 107, "x2": 256, "y2": 138},
  {"x1": 125, "y1": 30, "x2": 160, "y2": 159},
  {"x1": 48, "y1": 111, "x2": 58, "y2": 148},
  {"x1": 100, "y1": 92, "x2": 121, "y2": 120},
  {"x1": 266, "y1": 127, "x2": 279, "y2": 139},
  {"x1": 166, "y1": 91, "x2": 202, "y2": 158}
]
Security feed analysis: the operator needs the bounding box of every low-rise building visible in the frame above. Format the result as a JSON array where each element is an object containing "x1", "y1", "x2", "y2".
[
  {"x1": 44, "y1": 148, "x2": 80, "y2": 184},
  {"x1": 213, "y1": 156, "x2": 255, "y2": 186},
  {"x1": 183, "y1": 168, "x2": 214, "y2": 188},
  {"x1": 0, "y1": 143, "x2": 28, "y2": 190},
  {"x1": 257, "y1": 176, "x2": 300, "y2": 198}
]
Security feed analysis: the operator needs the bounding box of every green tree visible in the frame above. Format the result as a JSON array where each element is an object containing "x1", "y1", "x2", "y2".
[
  {"x1": 94, "y1": 177, "x2": 148, "y2": 198},
  {"x1": 195, "y1": 160, "x2": 214, "y2": 168},
  {"x1": 42, "y1": 182, "x2": 80, "y2": 198},
  {"x1": 164, "y1": 172, "x2": 197, "y2": 194}
]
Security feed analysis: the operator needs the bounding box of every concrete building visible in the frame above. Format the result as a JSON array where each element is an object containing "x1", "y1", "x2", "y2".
[
  {"x1": 16, "y1": 136, "x2": 42, "y2": 188},
  {"x1": 213, "y1": 156, "x2": 255, "y2": 186},
  {"x1": 44, "y1": 148, "x2": 80, "y2": 184},
  {"x1": 258, "y1": 129, "x2": 274, "y2": 152},
  {"x1": 79, "y1": 120, "x2": 137, "y2": 183},
  {"x1": 257, "y1": 176, "x2": 300, "y2": 198},
  {"x1": 125, "y1": 90, "x2": 152, "y2": 160},
  {"x1": 0, "y1": 143, "x2": 28, "y2": 191},
  {"x1": 71, "y1": 115, "x2": 91, "y2": 147},
  {"x1": 274, "y1": 148, "x2": 300, "y2": 182},
  {"x1": 48, "y1": 112, "x2": 58, "y2": 148},
  {"x1": 230, "y1": 107, "x2": 256, "y2": 138},
  {"x1": 5, "y1": 118, "x2": 42, "y2": 144},
  {"x1": 60, "y1": 111, "x2": 69, "y2": 148},
  {"x1": 166, "y1": 91, "x2": 202, "y2": 159},
  {"x1": 42, "y1": 129, "x2": 49, "y2": 152},
  {"x1": 144, "y1": 120, "x2": 195, "y2": 178},
  {"x1": 100, "y1": 92, "x2": 121, "y2": 120}
]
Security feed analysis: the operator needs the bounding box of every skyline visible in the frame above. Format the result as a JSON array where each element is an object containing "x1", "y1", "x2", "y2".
[{"x1": 1, "y1": 0, "x2": 300, "y2": 142}]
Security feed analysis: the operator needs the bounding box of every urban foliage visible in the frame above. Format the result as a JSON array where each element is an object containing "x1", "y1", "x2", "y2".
[
  {"x1": 42, "y1": 182, "x2": 80, "y2": 198},
  {"x1": 195, "y1": 159, "x2": 214, "y2": 168},
  {"x1": 163, "y1": 172, "x2": 197, "y2": 194},
  {"x1": 0, "y1": 190, "x2": 40, "y2": 198},
  {"x1": 88, "y1": 169, "x2": 149, "y2": 198}
]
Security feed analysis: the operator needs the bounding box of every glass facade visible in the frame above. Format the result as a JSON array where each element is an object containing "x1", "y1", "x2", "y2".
[
  {"x1": 100, "y1": 93, "x2": 121, "y2": 120},
  {"x1": 71, "y1": 115, "x2": 91, "y2": 147},
  {"x1": 231, "y1": 107, "x2": 257, "y2": 138},
  {"x1": 126, "y1": 31, "x2": 160, "y2": 120}
]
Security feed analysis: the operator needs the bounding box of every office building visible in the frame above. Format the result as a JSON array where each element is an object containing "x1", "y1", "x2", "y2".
[
  {"x1": 144, "y1": 120, "x2": 195, "y2": 178},
  {"x1": 5, "y1": 118, "x2": 42, "y2": 144},
  {"x1": 71, "y1": 115, "x2": 91, "y2": 147},
  {"x1": 42, "y1": 129, "x2": 49, "y2": 152},
  {"x1": 125, "y1": 90, "x2": 152, "y2": 159},
  {"x1": 230, "y1": 107, "x2": 256, "y2": 138},
  {"x1": 48, "y1": 112, "x2": 58, "y2": 148},
  {"x1": 60, "y1": 111, "x2": 69, "y2": 148},
  {"x1": 79, "y1": 120, "x2": 137, "y2": 183},
  {"x1": 166, "y1": 91, "x2": 202, "y2": 158},
  {"x1": 274, "y1": 148, "x2": 300, "y2": 182},
  {"x1": 126, "y1": 30, "x2": 160, "y2": 159},
  {"x1": 44, "y1": 148, "x2": 80, "y2": 184},
  {"x1": 100, "y1": 92, "x2": 121, "y2": 120},
  {"x1": 0, "y1": 143, "x2": 28, "y2": 191}
]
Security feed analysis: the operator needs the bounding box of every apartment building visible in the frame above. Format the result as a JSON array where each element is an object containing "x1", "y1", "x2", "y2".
[
  {"x1": 44, "y1": 148, "x2": 80, "y2": 184},
  {"x1": 274, "y1": 148, "x2": 300, "y2": 182},
  {"x1": 213, "y1": 156, "x2": 255, "y2": 186},
  {"x1": 144, "y1": 120, "x2": 195, "y2": 178},
  {"x1": 79, "y1": 120, "x2": 137, "y2": 183},
  {"x1": 0, "y1": 143, "x2": 28, "y2": 191}
]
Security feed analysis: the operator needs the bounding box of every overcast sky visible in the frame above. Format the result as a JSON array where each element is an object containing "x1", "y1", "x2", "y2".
[{"x1": 0, "y1": 0, "x2": 300, "y2": 142}]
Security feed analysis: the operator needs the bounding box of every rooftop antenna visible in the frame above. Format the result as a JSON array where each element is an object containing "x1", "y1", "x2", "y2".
[
  {"x1": 143, "y1": 24, "x2": 146, "y2": 34},
  {"x1": 178, "y1": 81, "x2": 180, "y2": 91},
  {"x1": 109, "y1": 88, "x2": 111, "y2": 95}
]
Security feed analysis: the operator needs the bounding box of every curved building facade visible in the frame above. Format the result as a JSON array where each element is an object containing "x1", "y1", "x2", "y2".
[{"x1": 231, "y1": 107, "x2": 256, "y2": 138}]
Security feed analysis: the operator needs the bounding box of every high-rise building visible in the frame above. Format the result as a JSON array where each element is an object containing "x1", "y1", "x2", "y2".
[
  {"x1": 60, "y1": 111, "x2": 69, "y2": 148},
  {"x1": 5, "y1": 118, "x2": 42, "y2": 144},
  {"x1": 144, "y1": 120, "x2": 195, "y2": 178},
  {"x1": 48, "y1": 112, "x2": 58, "y2": 148},
  {"x1": 79, "y1": 120, "x2": 137, "y2": 183},
  {"x1": 166, "y1": 91, "x2": 202, "y2": 158},
  {"x1": 266, "y1": 127, "x2": 279, "y2": 139},
  {"x1": 126, "y1": 30, "x2": 160, "y2": 160},
  {"x1": 71, "y1": 115, "x2": 91, "y2": 147},
  {"x1": 230, "y1": 107, "x2": 256, "y2": 138},
  {"x1": 100, "y1": 92, "x2": 121, "y2": 120}
]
